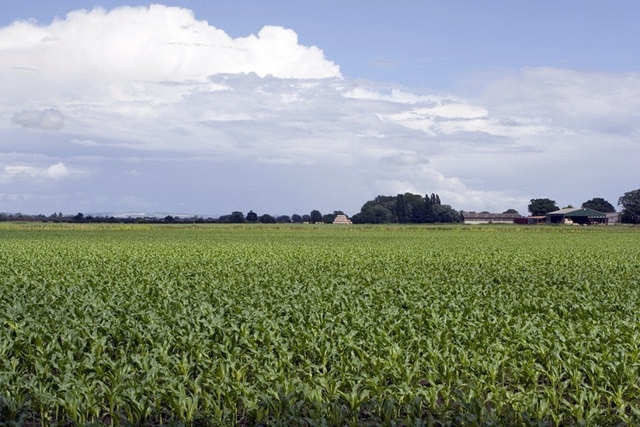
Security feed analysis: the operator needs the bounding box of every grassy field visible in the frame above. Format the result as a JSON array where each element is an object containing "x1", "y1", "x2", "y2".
[{"x1": 1, "y1": 223, "x2": 640, "y2": 425}]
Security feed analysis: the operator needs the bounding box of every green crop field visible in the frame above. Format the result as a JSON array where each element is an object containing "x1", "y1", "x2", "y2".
[{"x1": 1, "y1": 223, "x2": 640, "y2": 425}]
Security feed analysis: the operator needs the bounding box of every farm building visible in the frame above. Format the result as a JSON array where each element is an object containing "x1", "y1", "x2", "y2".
[
  {"x1": 545, "y1": 208, "x2": 607, "y2": 225},
  {"x1": 332, "y1": 214, "x2": 352, "y2": 224},
  {"x1": 461, "y1": 212, "x2": 521, "y2": 225},
  {"x1": 606, "y1": 212, "x2": 621, "y2": 225}
]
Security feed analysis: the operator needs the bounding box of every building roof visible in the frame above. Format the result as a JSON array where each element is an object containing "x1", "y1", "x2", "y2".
[
  {"x1": 546, "y1": 208, "x2": 606, "y2": 217},
  {"x1": 461, "y1": 212, "x2": 521, "y2": 220}
]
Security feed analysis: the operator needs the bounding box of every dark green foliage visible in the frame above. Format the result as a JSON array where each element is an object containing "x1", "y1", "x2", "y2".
[
  {"x1": 528, "y1": 198, "x2": 559, "y2": 216},
  {"x1": 352, "y1": 192, "x2": 460, "y2": 224},
  {"x1": 582, "y1": 198, "x2": 615, "y2": 213},
  {"x1": 619, "y1": 188, "x2": 640, "y2": 223},
  {"x1": 322, "y1": 213, "x2": 336, "y2": 224},
  {"x1": 259, "y1": 213, "x2": 277, "y2": 223},
  {"x1": 309, "y1": 210, "x2": 322, "y2": 224},
  {"x1": 225, "y1": 211, "x2": 245, "y2": 223},
  {"x1": 276, "y1": 215, "x2": 291, "y2": 223},
  {"x1": 246, "y1": 210, "x2": 258, "y2": 222}
]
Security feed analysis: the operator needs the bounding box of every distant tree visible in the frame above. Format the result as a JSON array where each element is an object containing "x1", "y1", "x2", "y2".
[
  {"x1": 395, "y1": 194, "x2": 408, "y2": 223},
  {"x1": 259, "y1": 214, "x2": 276, "y2": 223},
  {"x1": 301, "y1": 214, "x2": 311, "y2": 223},
  {"x1": 228, "y1": 211, "x2": 245, "y2": 223},
  {"x1": 619, "y1": 188, "x2": 640, "y2": 224},
  {"x1": 563, "y1": 205, "x2": 574, "y2": 209},
  {"x1": 582, "y1": 197, "x2": 615, "y2": 213},
  {"x1": 353, "y1": 196, "x2": 397, "y2": 224},
  {"x1": 433, "y1": 204, "x2": 462, "y2": 223},
  {"x1": 73, "y1": 212, "x2": 84, "y2": 222},
  {"x1": 528, "y1": 198, "x2": 558, "y2": 216},
  {"x1": 503, "y1": 209, "x2": 519, "y2": 214},
  {"x1": 291, "y1": 214, "x2": 303, "y2": 223},
  {"x1": 400, "y1": 193, "x2": 428, "y2": 223},
  {"x1": 246, "y1": 210, "x2": 258, "y2": 222},
  {"x1": 276, "y1": 215, "x2": 291, "y2": 223},
  {"x1": 424, "y1": 194, "x2": 436, "y2": 223},
  {"x1": 164, "y1": 215, "x2": 175, "y2": 223},
  {"x1": 310, "y1": 210, "x2": 323, "y2": 224},
  {"x1": 322, "y1": 213, "x2": 336, "y2": 224}
]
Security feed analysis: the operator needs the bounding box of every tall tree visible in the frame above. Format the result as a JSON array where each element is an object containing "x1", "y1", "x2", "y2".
[
  {"x1": 351, "y1": 203, "x2": 394, "y2": 224},
  {"x1": 395, "y1": 194, "x2": 408, "y2": 223},
  {"x1": 228, "y1": 211, "x2": 245, "y2": 223},
  {"x1": 528, "y1": 198, "x2": 559, "y2": 216},
  {"x1": 322, "y1": 213, "x2": 336, "y2": 224},
  {"x1": 259, "y1": 214, "x2": 276, "y2": 223},
  {"x1": 582, "y1": 198, "x2": 615, "y2": 213},
  {"x1": 619, "y1": 189, "x2": 640, "y2": 224},
  {"x1": 424, "y1": 194, "x2": 435, "y2": 223},
  {"x1": 310, "y1": 210, "x2": 323, "y2": 224},
  {"x1": 246, "y1": 210, "x2": 258, "y2": 222},
  {"x1": 277, "y1": 215, "x2": 291, "y2": 223},
  {"x1": 433, "y1": 204, "x2": 462, "y2": 223},
  {"x1": 405, "y1": 193, "x2": 427, "y2": 223}
]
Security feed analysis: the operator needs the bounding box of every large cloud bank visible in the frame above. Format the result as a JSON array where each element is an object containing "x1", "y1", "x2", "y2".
[{"x1": 1, "y1": 5, "x2": 639, "y2": 216}]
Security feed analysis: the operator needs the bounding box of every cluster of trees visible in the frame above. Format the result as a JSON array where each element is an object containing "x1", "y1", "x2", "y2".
[{"x1": 350, "y1": 193, "x2": 461, "y2": 224}]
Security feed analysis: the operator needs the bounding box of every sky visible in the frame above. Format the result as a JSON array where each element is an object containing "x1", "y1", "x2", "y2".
[{"x1": 1, "y1": 1, "x2": 639, "y2": 217}]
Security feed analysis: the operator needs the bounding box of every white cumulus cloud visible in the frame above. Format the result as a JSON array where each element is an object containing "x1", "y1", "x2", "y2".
[{"x1": 0, "y1": 5, "x2": 340, "y2": 88}]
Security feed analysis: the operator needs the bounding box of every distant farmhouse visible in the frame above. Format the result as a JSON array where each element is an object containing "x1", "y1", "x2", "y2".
[
  {"x1": 463, "y1": 208, "x2": 620, "y2": 225},
  {"x1": 545, "y1": 208, "x2": 607, "y2": 225},
  {"x1": 605, "y1": 212, "x2": 621, "y2": 225},
  {"x1": 461, "y1": 212, "x2": 521, "y2": 225}
]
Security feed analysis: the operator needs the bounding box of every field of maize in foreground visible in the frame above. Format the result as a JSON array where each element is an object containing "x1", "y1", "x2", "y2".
[{"x1": 1, "y1": 223, "x2": 640, "y2": 426}]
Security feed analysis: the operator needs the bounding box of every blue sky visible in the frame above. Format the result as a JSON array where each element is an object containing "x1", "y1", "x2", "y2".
[{"x1": 1, "y1": 1, "x2": 639, "y2": 216}]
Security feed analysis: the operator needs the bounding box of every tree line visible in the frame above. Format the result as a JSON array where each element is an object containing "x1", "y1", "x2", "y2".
[{"x1": 2, "y1": 188, "x2": 640, "y2": 224}]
